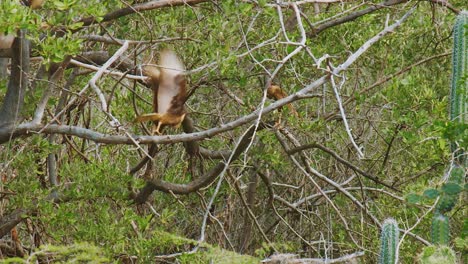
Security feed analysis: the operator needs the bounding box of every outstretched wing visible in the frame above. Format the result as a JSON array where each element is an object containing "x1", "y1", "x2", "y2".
[{"x1": 157, "y1": 50, "x2": 186, "y2": 115}]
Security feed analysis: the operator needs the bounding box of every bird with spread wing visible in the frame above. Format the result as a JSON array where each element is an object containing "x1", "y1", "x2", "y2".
[{"x1": 135, "y1": 50, "x2": 187, "y2": 135}]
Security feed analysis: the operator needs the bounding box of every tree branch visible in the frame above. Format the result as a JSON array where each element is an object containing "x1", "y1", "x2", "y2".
[
  {"x1": 1, "y1": 6, "x2": 415, "y2": 145},
  {"x1": 0, "y1": 209, "x2": 28, "y2": 239},
  {"x1": 78, "y1": 0, "x2": 210, "y2": 29},
  {"x1": 134, "y1": 124, "x2": 262, "y2": 200},
  {"x1": 0, "y1": 30, "x2": 30, "y2": 127},
  {"x1": 287, "y1": 142, "x2": 399, "y2": 191}
]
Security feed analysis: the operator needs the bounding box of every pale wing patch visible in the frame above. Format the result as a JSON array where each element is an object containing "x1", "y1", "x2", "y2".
[
  {"x1": 157, "y1": 82, "x2": 179, "y2": 113},
  {"x1": 157, "y1": 50, "x2": 185, "y2": 114}
]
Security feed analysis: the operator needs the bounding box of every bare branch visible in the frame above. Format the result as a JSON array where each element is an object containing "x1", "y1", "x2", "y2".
[
  {"x1": 287, "y1": 142, "x2": 398, "y2": 191},
  {"x1": 69, "y1": 59, "x2": 145, "y2": 81},
  {"x1": 32, "y1": 58, "x2": 71, "y2": 124},
  {"x1": 309, "y1": 0, "x2": 407, "y2": 36},
  {"x1": 329, "y1": 71, "x2": 364, "y2": 158},
  {"x1": 88, "y1": 41, "x2": 130, "y2": 112},
  {"x1": 77, "y1": 0, "x2": 211, "y2": 29}
]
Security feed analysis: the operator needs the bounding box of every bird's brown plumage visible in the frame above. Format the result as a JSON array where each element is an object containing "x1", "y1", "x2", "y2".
[
  {"x1": 135, "y1": 50, "x2": 187, "y2": 134},
  {"x1": 267, "y1": 84, "x2": 299, "y2": 117}
]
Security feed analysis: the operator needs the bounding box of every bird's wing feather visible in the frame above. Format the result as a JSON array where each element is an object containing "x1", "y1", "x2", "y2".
[{"x1": 157, "y1": 50, "x2": 185, "y2": 114}]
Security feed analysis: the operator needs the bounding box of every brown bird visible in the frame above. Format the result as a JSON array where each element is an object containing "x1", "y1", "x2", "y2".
[
  {"x1": 22, "y1": 0, "x2": 46, "y2": 9},
  {"x1": 267, "y1": 84, "x2": 299, "y2": 117},
  {"x1": 135, "y1": 50, "x2": 187, "y2": 134}
]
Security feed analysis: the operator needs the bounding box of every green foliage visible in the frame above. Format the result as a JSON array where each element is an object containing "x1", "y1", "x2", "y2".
[
  {"x1": 454, "y1": 218, "x2": 468, "y2": 251},
  {"x1": 417, "y1": 245, "x2": 457, "y2": 264},
  {"x1": 431, "y1": 214, "x2": 450, "y2": 245},
  {"x1": 126, "y1": 229, "x2": 260, "y2": 263},
  {"x1": 439, "y1": 121, "x2": 468, "y2": 150},
  {"x1": 406, "y1": 165, "x2": 465, "y2": 211},
  {"x1": 46, "y1": 0, "x2": 108, "y2": 24},
  {"x1": 454, "y1": 236, "x2": 468, "y2": 251},
  {"x1": 0, "y1": 1, "x2": 40, "y2": 34},
  {"x1": 436, "y1": 165, "x2": 465, "y2": 214},
  {"x1": 379, "y1": 218, "x2": 399, "y2": 264},
  {"x1": 0, "y1": 0, "x2": 107, "y2": 68},
  {"x1": 37, "y1": 32, "x2": 82, "y2": 67}
]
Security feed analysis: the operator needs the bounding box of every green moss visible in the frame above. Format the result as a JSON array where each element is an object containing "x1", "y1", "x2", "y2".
[
  {"x1": 147, "y1": 230, "x2": 260, "y2": 263},
  {"x1": 418, "y1": 245, "x2": 457, "y2": 264},
  {"x1": 1, "y1": 243, "x2": 109, "y2": 263},
  {"x1": 178, "y1": 247, "x2": 259, "y2": 264}
]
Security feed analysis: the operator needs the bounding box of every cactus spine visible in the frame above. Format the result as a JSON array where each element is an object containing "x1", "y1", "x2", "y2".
[
  {"x1": 450, "y1": 10, "x2": 467, "y2": 165},
  {"x1": 379, "y1": 218, "x2": 399, "y2": 264},
  {"x1": 431, "y1": 214, "x2": 450, "y2": 245}
]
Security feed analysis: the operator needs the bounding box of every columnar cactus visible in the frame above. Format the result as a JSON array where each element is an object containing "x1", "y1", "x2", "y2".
[
  {"x1": 431, "y1": 214, "x2": 450, "y2": 245},
  {"x1": 450, "y1": 10, "x2": 467, "y2": 164},
  {"x1": 422, "y1": 12, "x2": 468, "y2": 264},
  {"x1": 379, "y1": 218, "x2": 399, "y2": 264}
]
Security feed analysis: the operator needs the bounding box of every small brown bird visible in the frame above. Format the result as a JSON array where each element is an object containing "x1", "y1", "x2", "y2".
[
  {"x1": 267, "y1": 84, "x2": 299, "y2": 117},
  {"x1": 22, "y1": 0, "x2": 46, "y2": 9},
  {"x1": 30, "y1": 0, "x2": 46, "y2": 9},
  {"x1": 135, "y1": 50, "x2": 187, "y2": 135}
]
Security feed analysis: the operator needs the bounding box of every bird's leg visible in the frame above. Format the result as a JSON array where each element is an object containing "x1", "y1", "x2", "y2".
[
  {"x1": 152, "y1": 122, "x2": 163, "y2": 135},
  {"x1": 135, "y1": 113, "x2": 163, "y2": 134},
  {"x1": 274, "y1": 113, "x2": 283, "y2": 129}
]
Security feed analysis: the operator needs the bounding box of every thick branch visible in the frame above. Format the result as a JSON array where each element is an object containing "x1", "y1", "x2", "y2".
[
  {"x1": 310, "y1": 0, "x2": 458, "y2": 37},
  {"x1": 0, "y1": 76, "x2": 328, "y2": 145},
  {"x1": 78, "y1": 0, "x2": 210, "y2": 29},
  {"x1": 309, "y1": 0, "x2": 406, "y2": 36},
  {"x1": 0, "y1": 30, "x2": 30, "y2": 127}
]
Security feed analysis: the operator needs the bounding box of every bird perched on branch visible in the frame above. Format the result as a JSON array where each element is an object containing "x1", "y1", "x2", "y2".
[
  {"x1": 267, "y1": 84, "x2": 299, "y2": 117},
  {"x1": 135, "y1": 50, "x2": 187, "y2": 135}
]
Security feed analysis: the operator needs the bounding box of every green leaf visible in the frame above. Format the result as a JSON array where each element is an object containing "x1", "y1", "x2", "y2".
[
  {"x1": 441, "y1": 183, "x2": 463, "y2": 195},
  {"x1": 68, "y1": 22, "x2": 84, "y2": 30},
  {"x1": 406, "y1": 193, "x2": 421, "y2": 204},
  {"x1": 423, "y1": 188, "x2": 440, "y2": 199},
  {"x1": 437, "y1": 138, "x2": 446, "y2": 150}
]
